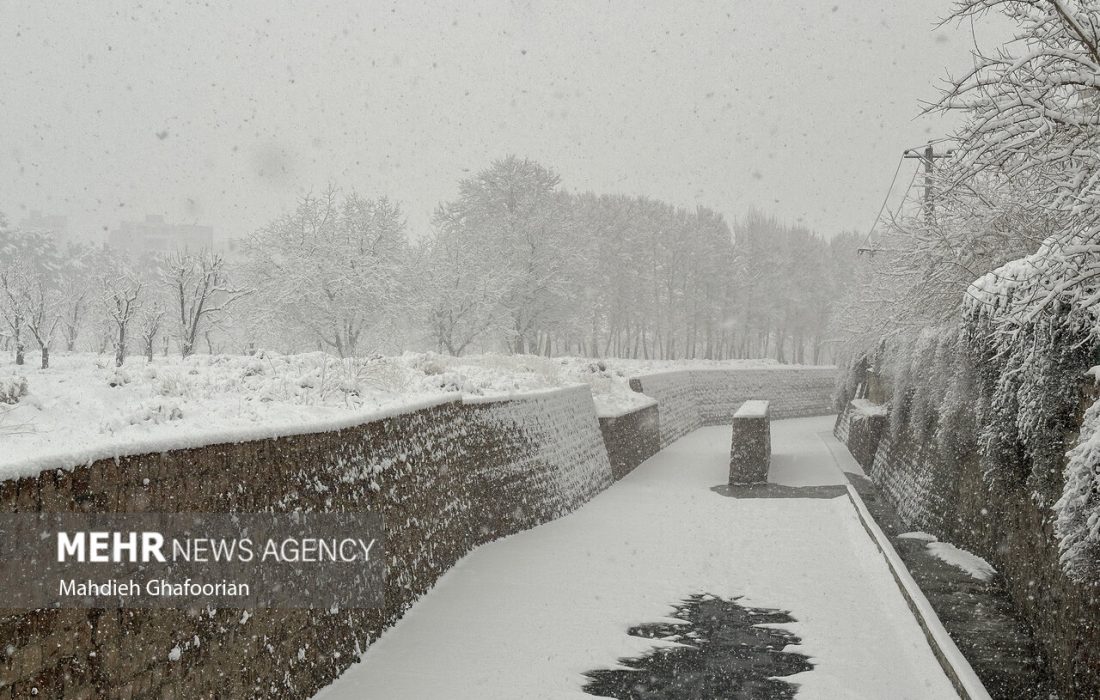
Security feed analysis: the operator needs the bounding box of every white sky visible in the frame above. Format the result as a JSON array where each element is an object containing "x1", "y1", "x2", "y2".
[{"x1": 0, "y1": 1, "x2": 1011, "y2": 242}]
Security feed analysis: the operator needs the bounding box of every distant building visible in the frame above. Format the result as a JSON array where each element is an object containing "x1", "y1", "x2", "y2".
[
  {"x1": 18, "y1": 210, "x2": 70, "y2": 243},
  {"x1": 108, "y1": 215, "x2": 213, "y2": 259},
  {"x1": 216, "y1": 235, "x2": 248, "y2": 261}
]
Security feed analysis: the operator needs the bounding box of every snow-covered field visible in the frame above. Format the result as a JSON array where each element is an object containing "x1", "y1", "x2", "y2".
[
  {"x1": 316, "y1": 417, "x2": 957, "y2": 700},
  {"x1": 0, "y1": 351, "x2": 788, "y2": 479}
]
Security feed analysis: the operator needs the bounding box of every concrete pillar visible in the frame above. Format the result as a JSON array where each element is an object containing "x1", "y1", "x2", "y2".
[{"x1": 729, "y1": 400, "x2": 771, "y2": 485}]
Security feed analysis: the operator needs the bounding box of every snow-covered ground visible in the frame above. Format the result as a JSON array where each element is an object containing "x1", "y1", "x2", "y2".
[
  {"x1": 0, "y1": 351, "x2": 791, "y2": 479},
  {"x1": 316, "y1": 417, "x2": 956, "y2": 700},
  {"x1": 925, "y1": 541, "x2": 998, "y2": 582},
  {"x1": 898, "y1": 532, "x2": 997, "y2": 581}
]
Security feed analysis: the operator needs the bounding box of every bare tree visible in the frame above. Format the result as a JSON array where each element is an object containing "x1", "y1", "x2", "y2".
[
  {"x1": 138, "y1": 300, "x2": 166, "y2": 362},
  {"x1": 935, "y1": 0, "x2": 1100, "y2": 325},
  {"x1": 59, "y1": 243, "x2": 94, "y2": 352},
  {"x1": 161, "y1": 251, "x2": 250, "y2": 357},
  {"x1": 21, "y1": 270, "x2": 61, "y2": 369},
  {"x1": 0, "y1": 225, "x2": 28, "y2": 365},
  {"x1": 0, "y1": 266, "x2": 26, "y2": 366},
  {"x1": 102, "y1": 273, "x2": 142, "y2": 367},
  {"x1": 0, "y1": 229, "x2": 63, "y2": 368}
]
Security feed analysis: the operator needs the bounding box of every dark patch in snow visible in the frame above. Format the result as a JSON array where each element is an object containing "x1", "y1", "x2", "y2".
[
  {"x1": 710, "y1": 483, "x2": 848, "y2": 499},
  {"x1": 582, "y1": 594, "x2": 812, "y2": 699}
]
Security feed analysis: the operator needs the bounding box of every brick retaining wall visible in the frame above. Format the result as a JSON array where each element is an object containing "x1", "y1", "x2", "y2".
[
  {"x1": 598, "y1": 404, "x2": 661, "y2": 481},
  {"x1": 833, "y1": 377, "x2": 1100, "y2": 698},
  {"x1": 0, "y1": 367, "x2": 836, "y2": 699},
  {"x1": 628, "y1": 374, "x2": 700, "y2": 447},
  {"x1": 0, "y1": 387, "x2": 612, "y2": 699},
  {"x1": 631, "y1": 367, "x2": 836, "y2": 447}
]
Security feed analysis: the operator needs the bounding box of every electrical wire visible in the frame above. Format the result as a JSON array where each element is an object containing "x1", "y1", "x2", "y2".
[{"x1": 858, "y1": 155, "x2": 905, "y2": 254}]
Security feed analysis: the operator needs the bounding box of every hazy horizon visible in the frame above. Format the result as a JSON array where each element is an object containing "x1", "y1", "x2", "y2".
[{"x1": 2, "y1": 1, "x2": 1008, "y2": 243}]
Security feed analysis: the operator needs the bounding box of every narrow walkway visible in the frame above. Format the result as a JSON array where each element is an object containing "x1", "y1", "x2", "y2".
[
  {"x1": 316, "y1": 416, "x2": 957, "y2": 699},
  {"x1": 847, "y1": 474, "x2": 1056, "y2": 698}
]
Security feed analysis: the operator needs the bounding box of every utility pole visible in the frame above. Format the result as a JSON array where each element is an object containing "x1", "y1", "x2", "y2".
[
  {"x1": 903, "y1": 142, "x2": 954, "y2": 224},
  {"x1": 857, "y1": 140, "x2": 956, "y2": 257}
]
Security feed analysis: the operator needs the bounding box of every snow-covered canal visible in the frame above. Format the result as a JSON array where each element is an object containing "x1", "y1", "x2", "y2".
[{"x1": 316, "y1": 416, "x2": 956, "y2": 699}]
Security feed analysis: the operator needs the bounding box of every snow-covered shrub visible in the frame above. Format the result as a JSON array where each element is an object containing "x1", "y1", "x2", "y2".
[
  {"x1": 933, "y1": 333, "x2": 977, "y2": 471},
  {"x1": 152, "y1": 371, "x2": 187, "y2": 398},
  {"x1": 108, "y1": 368, "x2": 132, "y2": 388},
  {"x1": 963, "y1": 253, "x2": 1100, "y2": 577},
  {"x1": 0, "y1": 375, "x2": 28, "y2": 405},
  {"x1": 1056, "y1": 390, "x2": 1100, "y2": 582},
  {"x1": 407, "y1": 353, "x2": 446, "y2": 376},
  {"x1": 1013, "y1": 311, "x2": 1095, "y2": 504},
  {"x1": 355, "y1": 358, "x2": 411, "y2": 393},
  {"x1": 419, "y1": 370, "x2": 476, "y2": 394},
  {"x1": 963, "y1": 258, "x2": 1099, "y2": 501},
  {"x1": 101, "y1": 399, "x2": 184, "y2": 432},
  {"x1": 904, "y1": 329, "x2": 944, "y2": 445},
  {"x1": 833, "y1": 354, "x2": 864, "y2": 411}
]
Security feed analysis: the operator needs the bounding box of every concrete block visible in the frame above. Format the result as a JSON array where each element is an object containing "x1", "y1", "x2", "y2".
[{"x1": 729, "y1": 400, "x2": 772, "y2": 485}]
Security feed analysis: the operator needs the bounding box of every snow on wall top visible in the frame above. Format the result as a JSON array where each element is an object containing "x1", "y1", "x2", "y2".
[
  {"x1": 624, "y1": 359, "x2": 836, "y2": 380},
  {"x1": 0, "y1": 352, "x2": 640, "y2": 481},
  {"x1": 0, "y1": 351, "x2": 835, "y2": 481},
  {"x1": 733, "y1": 400, "x2": 770, "y2": 419},
  {"x1": 850, "y1": 398, "x2": 888, "y2": 417}
]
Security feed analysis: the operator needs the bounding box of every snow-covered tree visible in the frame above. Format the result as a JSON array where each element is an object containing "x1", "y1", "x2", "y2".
[
  {"x1": 935, "y1": 0, "x2": 1100, "y2": 326},
  {"x1": 137, "y1": 297, "x2": 167, "y2": 362},
  {"x1": 0, "y1": 228, "x2": 28, "y2": 365},
  {"x1": 161, "y1": 250, "x2": 250, "y2": 357},
  {"x1": 58, "y1": 242, "x2": 95, "y2": 352},
  {"x1": 100, "y1": 258, "x2": 143, "y2": 367},
  {"x1": 418, "y1": 205, "x2": 517, "y2": 355},
  {"x1": 247, "y1": 186, "x2": 406, "y2": 357},
  {"x1": 0, "y1": 229, "x2": 64, "y2": 368},
  {"x1": 442, "y1": 157, "x2": 581, "y2": 354},
  {"x1": 835, "y1": 171, "x2": 1043, "y2": 359},
  {"x1": 421, "y1": 162, "x2": 855, "y2": 361}
]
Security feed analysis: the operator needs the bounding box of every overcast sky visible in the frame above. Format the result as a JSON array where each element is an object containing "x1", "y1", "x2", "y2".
[{"x1": 1, "y1": 1, "x2": 1010, "y2": 242}]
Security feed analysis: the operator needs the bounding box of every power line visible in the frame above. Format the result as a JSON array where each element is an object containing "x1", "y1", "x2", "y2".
[
  {"x1": 857, "y1": 155, "x2": 905, "y2": 256},
  {"x1": 858, "y1": 140, "x2": 955, "y2": 256},
  {"x1": 903, "y1": 143, "x2": 955, "y2": 223}
]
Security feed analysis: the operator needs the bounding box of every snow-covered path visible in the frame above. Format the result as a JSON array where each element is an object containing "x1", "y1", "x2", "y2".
[{"x1": 316, "y1": 416, "x2": 957, "y2": 699}]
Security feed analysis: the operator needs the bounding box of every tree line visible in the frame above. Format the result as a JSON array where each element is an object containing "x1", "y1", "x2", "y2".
[{"x1": 1, "y1": 156, "x2": 859, "y2": 368}]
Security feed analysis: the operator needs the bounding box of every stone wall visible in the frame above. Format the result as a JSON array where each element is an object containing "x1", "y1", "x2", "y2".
[
  {"x1": 845, "y1": 404, "x2": 888, "y2": 473},
  {"x1": 693, "y1": 368, "x2": 836, "y2": 423},
  {"x1": 628, "y1": 374, "x2": 700, "y2": 447},
  {"x1": 834, "y1": 358, "x2": 1100, "y2": 698},
  {"x1": 0, "y1": 366, "x2": 838, "y2": 699},
  {"x1": 0, "y1": 386, "x2": 612, "y2": 699},
  {"x1": 598, "y1": 404, "x2": 661, "y2": 481},
  {"x1": 952, "y1": 452, "x2": 1100, "y2": 696},
  {"x1": 868, "y1": 429, "x2": 956, "y2": 534},
  {"x1": 631, "y1": 367, "x2": 836, "y2": 447}
]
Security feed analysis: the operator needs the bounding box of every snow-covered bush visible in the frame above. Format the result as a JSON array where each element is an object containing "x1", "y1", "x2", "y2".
[
  {"x1": 153, "y1": 371, "x2": 187, "y2": 398},
  {"x1": 0, "y1": 375, "x2": 28, "y2": 404},
  {"x1": 352, "y1": 357, "x2": 411, "y2": 394},
  {"x1": 848, "y1": 262, "x2": 1100, "y2": 579},
  {"x1": 101, "y1": 398, "x2": 184, "y2": 432},
  {"x1": 108, "y1": 368, "x2": 132, "y2": 388},
  {"x1": 1056, "y1": 389, "x2": 1100, "y2": 582},
  {"x1": 965, "y1": 257, "x2": 1099, "y2": 502}
]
